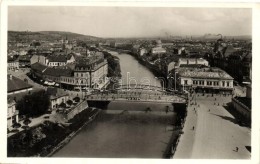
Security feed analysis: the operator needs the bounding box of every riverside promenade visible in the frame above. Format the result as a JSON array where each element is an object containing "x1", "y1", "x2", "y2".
[{"x1": 174, "y1": 92, "x2": 251, "y2": 159}]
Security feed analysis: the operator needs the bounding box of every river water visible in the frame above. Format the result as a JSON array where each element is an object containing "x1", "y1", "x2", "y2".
[
  {"x1": 53, "y1": 51, "x2": 176, "y2": 158},
  {"x1": 110, "y1": 51, "x2": 162, "y2": 87}
]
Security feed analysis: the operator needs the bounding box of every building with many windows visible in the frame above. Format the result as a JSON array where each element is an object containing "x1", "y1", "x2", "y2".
[
  {"x1": 175, "y1": 58, "x2": 209, "y2": 68},
  {"x1": 30, "y1": 51, "x2": 109, "y2": 90},
  {"x1": 175, "y1": 67, "x2": 233, "y2": 93},
  {"x1": 7, "y1": 98, "x2": 19, "y2": 129},
  {"x1": 8, "y1": 56, "x2": 19, "y2": 71}
]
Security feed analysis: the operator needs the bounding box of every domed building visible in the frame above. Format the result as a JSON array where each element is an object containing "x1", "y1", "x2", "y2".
[
  {"x1": 155, "y1": 39, "x2": 162, "y2": 47},
  {"x1": 151, "y1": 39, "x2": 166, "y2": 55}
]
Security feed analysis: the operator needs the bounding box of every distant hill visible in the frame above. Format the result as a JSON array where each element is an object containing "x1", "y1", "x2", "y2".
[{"x1": 8, "y1": 31, "x2": 101, "y2": 42}]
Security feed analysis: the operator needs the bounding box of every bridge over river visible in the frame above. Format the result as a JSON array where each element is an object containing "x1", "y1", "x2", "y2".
[{"x1": 86, "y1": 84, "x2": 187, "y2": 109}]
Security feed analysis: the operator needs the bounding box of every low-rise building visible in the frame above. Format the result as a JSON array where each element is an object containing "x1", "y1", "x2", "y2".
[
  {"x1": 175, "y1": 67, "x2": 233, "y2": 93},
  {"x1": 47, "y1": 88, "x2": 69, "y2": 110},
  {"x1": 8, "y1": 74, "x2": 33, "y2": 95}
]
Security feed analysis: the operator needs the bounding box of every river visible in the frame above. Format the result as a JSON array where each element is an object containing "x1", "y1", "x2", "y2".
[
  {"x1": 52, "y1": 51, "x2": 176, "y2": 158},
  {"x1": 110, "y1": 51, "x2": 162, "y2": 87}
]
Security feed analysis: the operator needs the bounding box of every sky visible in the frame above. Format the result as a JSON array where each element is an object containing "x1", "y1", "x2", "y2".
[{"x1": 8, "y1": 6, "x2": 252, "y2": 38}]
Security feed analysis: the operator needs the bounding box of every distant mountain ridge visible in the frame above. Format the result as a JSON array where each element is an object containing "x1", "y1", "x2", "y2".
[{"x1": 8, "y1": 31, "x2": 101, "y2": 42}]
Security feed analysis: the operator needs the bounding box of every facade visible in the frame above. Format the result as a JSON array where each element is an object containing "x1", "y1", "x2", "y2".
[
  {"x1": 47, "y1": 87, "x2": 69, "y2": 110},
  {"x1": 139, "y1": 48, "x2": 147, "y2": 57},
  {"x1": 30, "y1": 52, "x2": 108, "y2": 90},
  {"x1": 73, "y1": 55, "x2": 108, "y2": 89},
  {"x1": 18, "y1": 55, "x2": 31, "y2": 67},
  {"x1": 227, "y1": 51, "x2": 252, "y2": 83},
  {"x1": 151, "y1": 47, "x2": 167, "y2": 54},
  {"x1": 50, "y1": 94, "x2": 69, "y2": 110},
  {"x1": 8, "y1": 56, "x2": 19, "y2": 71},
  {"x1": 30, "y1": 54, "x2": 48, "y2": 65},
  {"x1": 31, "y1": 53, "x2": 75, "y2": 67},
  {"x1": 7, "y1": 99, "x2": 19, "y2": 128},
  {"x1": 175, "y1": 58, "x2": 209, "y2": 68},
  {"x1": 176, "y1": 67, "x2": 234, "y2": 93},
  {"x1": 46, "y1": 54, "x2": 75, "y2": 67}
]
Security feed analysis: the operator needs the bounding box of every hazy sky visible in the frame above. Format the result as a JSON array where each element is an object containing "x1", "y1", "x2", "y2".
[{"x1": 8, "y1": 6, "x2": 252, "y2": 38}]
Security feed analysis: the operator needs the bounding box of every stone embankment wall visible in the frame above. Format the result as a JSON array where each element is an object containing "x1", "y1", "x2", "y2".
[{"x1": 64, "y1": 100, "x2": 89, "y2": 120}]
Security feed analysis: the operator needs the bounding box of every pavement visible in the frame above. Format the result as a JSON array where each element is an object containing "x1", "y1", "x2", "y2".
[{"x1": 174, "y1": 92, "x2": 251, "y2": 159}]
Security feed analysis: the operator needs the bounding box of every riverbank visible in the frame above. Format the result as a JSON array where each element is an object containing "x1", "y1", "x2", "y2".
[
  {"x1": 7, "y1": 107, "x2": 100, "y2": 157},
  {"x1": 104, "y1": 46, "x2": 167, "y2": 81}
]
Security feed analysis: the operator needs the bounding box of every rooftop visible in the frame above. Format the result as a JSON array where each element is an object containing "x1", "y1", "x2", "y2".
[
  {"x1": 8, "y1": 74, "x2": 33, "y2": 93},
  {"x1": 47, "y1": 55, "x2": 68, "y2": 62},
  {"x1": 177, "y1": 67, "x2": 233, "y2": 80},
  {"x1": 44, "y1": 66, "x2": 73, "y2": 77},
  {"x1": 31, "y1": 62, "x2": 48, "y2": 73},
  {"x1": 46, "y1": 87, "x2": 69, "y2": 100}
]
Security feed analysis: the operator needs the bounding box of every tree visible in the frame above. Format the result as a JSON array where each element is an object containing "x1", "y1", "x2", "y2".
[
  {"x1": 73, "y1": 97, "x2": 80, "y2": 103},
  {"x1": 66, "y1": 100, "x2": 73, "y2": 106},
  {"x1": 16, "y1": 90, "x2": 50, "y2": 117},
  {"x1": 59, "y1": 102, "x2": 66, "y2": 108}
]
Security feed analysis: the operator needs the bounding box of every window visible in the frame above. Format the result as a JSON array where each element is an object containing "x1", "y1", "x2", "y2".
[
  {"x1": 227, "y1": 82, "x2": 229, "y2": 87},
  {"x1": 184, "y1": 80, "x2": 188, "y2": 85},
  {"x1": 81, "y1": 73, "x2": 83, "y2": 77},
  {"x1": 222, "y1": 81, "x2": 225, "y2": 87}
]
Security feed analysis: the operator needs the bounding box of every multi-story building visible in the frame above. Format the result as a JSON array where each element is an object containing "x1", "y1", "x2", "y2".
[
  {"x1": 227, "y1": 51, "x2": 252, "y2": 84},
  {"x1": 175, "y1": 67, "x2": 234, "y2": 94},
  {"x1": 18, "y1": 55, "x2": 31, "y2": 67},
  {"x1": 8, "y1": 56, "x2": 19, "y2": 71},
  {"x1": 7, "y1": 98, "x2": 19, "y2": 129},
  {"x1": 30, "y1": 52, "x2": 109, "y2": 90}
]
